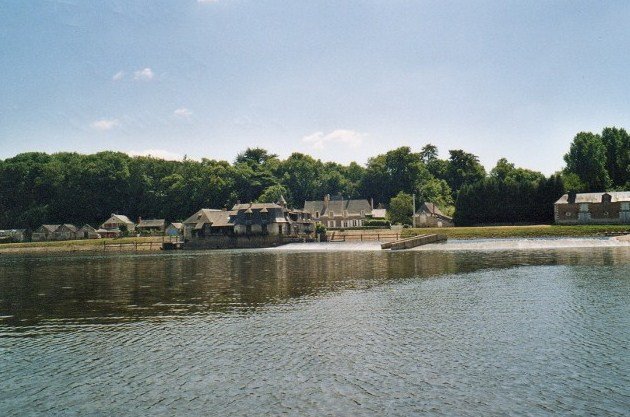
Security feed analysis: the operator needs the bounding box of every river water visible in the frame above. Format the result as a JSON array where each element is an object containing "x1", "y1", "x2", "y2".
[{"x1": 1, "y1": 239, "x2": 629, "y2": 416}]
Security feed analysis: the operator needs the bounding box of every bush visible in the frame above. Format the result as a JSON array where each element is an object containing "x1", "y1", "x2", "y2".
[{"x1": 364, "y1": 219, "x2": 391, "y2": 228}]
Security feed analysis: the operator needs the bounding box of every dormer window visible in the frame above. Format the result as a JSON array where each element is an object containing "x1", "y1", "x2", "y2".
[
  {"x1": 315, "y1": 211, "x2": 320, "y2": 218},
  {"x1": 329, "y1": 210, "x2": 334, "y2": 218}
]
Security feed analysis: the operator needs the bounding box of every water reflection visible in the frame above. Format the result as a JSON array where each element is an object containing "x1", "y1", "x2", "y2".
[{"x1": 1, "y1": 245, "x2": 629, "y2": 329}]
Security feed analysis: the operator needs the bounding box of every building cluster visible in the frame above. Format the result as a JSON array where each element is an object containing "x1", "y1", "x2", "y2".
[{"x1": 1, "y1": 195, "x2": 390, "y2": 244}]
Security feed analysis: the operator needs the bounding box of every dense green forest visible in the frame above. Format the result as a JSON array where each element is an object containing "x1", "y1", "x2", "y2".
[{"x1": 1, "y1": 127, "x2": 628, "y2": 229}]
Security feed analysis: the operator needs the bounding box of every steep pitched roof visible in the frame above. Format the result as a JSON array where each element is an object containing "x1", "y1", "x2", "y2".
[
  {"x1": 555, "y1": 191, "x2": 630, "y2": 204},
  {"x1": 183, "y1": 209, "x2": 231, "y2": 227},
  {"x1": 39, "y1": 224, "x2": 61, "y2": 233},
  {"x1": 303, "y1": 198, "x2": 372, "y2": 215},
  {"x1": 167, "y1": 222, "x2": 183, "y2": 229},
  {"x1": 417, "y1": 202, "x2": 444, "y2": 216},
  {"x1": 58, "y1": 224, "x2": 78, "y2": 232}
]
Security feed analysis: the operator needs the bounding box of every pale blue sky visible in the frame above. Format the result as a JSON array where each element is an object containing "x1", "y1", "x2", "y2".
[{"x1": 1, "y1": 0, "x2": 629, "y2": 174}]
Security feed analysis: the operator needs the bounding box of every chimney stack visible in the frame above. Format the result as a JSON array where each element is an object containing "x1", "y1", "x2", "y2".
[{"x1": 568, "y1": 191, "x2": 577, "y2": 204}]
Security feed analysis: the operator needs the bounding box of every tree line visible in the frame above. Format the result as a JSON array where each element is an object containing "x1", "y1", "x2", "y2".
[{"x1": 0, "y1": 126, "x2": 627, "y2": 229}]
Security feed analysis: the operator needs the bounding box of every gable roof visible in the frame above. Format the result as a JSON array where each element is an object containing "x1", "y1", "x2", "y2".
[
  {"x1": 105, "y1": 214, "x2": 134, "y2": 224},
  {"x1": 183, "y1": 209, "x2": 231, "y2": 228},
  {"x1": 38, "y1": 224, "x2": 61, "y2": 233},
  {"x1": 417, "y1": 202, "x2": 444, "y2": 216},
  {"x1": 303, "y1": 198, "x2": 372, "y2": 216},
  {"x1": 57, "y1": 224, "x2": 78, "y2": 232},
  {"x1": 137, "y1": 219, "x2": 166, "y2": 228},
  {"x1": 555, "y1": 191, "x2": 630, "y2": 204},
  {"x1": 167, "y1": 222, "x2": 183, "y2": 229},
  {"x1": 78, "y1": 224, "x2": 97, "y2": 232}
]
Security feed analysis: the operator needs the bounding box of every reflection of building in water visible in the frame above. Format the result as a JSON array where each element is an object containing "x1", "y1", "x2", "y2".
[{"x1": 555, "y1": 191, "x2": 630, "y2": 224}]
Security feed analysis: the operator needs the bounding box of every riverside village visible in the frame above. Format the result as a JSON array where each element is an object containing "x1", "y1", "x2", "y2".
[{"x1": 2, "y1": 191, "x2": 630, "y2": 251}]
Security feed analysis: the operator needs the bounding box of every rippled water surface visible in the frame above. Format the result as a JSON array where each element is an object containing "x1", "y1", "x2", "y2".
[{"x1": 1, "y1": 241, "x2": 629, "y2": 416}]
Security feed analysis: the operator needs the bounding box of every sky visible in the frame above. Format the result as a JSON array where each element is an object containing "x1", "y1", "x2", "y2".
[{"x1": 1, "y1": 0, "x2": 629, "y2": 175}]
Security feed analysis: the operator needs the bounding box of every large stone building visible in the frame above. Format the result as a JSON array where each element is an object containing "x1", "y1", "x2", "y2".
[
  {"x1": 303, "y1": 194, "x2": 374, "y2": 229},
  {"x1": 183, "y1": 199, "x2": 313, "y2": 240},
  {"x1": 554, "y1": 191, "x2": 630, "y2": 224}
]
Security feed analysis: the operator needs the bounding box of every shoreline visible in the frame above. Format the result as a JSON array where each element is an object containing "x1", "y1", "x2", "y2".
[{"x1": 1, "y1": 227, "x2": 629, "y2": 255}]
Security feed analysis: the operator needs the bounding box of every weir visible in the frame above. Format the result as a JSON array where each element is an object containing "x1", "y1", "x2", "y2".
[{"x1": 382, "y1": 234, "x2": 447, "y2": 250}]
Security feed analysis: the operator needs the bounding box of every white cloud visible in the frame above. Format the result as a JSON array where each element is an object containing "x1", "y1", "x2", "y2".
[
  {"x1": 302, "y1": 129, "x2": 365, "y2": 150},
  {"x1": 134, "y1": 68, "x2": 154, "y2": 81},
  {"x1": 127, "y1": 149, "x2": 184, "y2": 161},
  {"x1": 91, "y1": 119, "x2": 120, "y2": 131},
  {"x1": 174, "y1": 107, "x2": 193, "y2": 119},
  {"x1": 112, "y1": 71, "x2": 124, "y2": 81}
]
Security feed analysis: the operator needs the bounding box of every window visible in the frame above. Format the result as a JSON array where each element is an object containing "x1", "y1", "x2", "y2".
[
  {"x1": 579, "y1": 203, "x2": 589, "y2": 212},
  {"x1": 622, "y1": 202, "x2": 630, "y2": 211}
]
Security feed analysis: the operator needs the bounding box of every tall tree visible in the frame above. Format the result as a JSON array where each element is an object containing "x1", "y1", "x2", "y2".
[{"x1": 563, "y1": 132, "x2": 611, "y2": 191}]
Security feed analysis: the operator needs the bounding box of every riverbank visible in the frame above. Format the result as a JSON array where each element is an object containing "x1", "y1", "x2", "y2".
[
  {"x1": 1, "y1": 225, "x2": 629, "y2": 254},
  {"x1": 0, "y1": 236, "x2": 166, "y2": 254}
]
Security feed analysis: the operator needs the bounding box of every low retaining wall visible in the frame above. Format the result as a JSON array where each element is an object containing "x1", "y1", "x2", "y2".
[{"x1": 184, "y1": 235, "x2": 308, "y2": 250}]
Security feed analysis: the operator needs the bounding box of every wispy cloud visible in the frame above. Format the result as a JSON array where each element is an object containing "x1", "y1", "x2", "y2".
[
  {"x1": 112, "y1": 71, "x2": 124, "y2": 81},
  {"x1": 134, "y1": 68, "x2": 154, "y2": 81},
  {"x1": 198, "y1": 0, "x2": 221, "y2": 3},
  {"x1": 127, "y1": 149, "x2": 184, "y2": 161},
  {"x1": 91, "y1": 119, "x2": 120, "y2": 131},
  {"x1": 302, "y1": 129, "x2": 365, "y2": 150},
  {"x1": 174, "y1": 108, "x2": 193, "y2": 119}
]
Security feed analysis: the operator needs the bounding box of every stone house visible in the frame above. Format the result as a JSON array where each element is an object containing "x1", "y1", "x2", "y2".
[
  {"x1": 136, "y1": 219, "x2": 166, "y2": 235},
  {"x1": 77, "y1": 224, "x2": 100, "y2": 239},
  {"x1": 32, "y1": 224, "x2": 60, "y2": 241},
  {"x1": 554, "y1": 191, "x2": 630, "y2": 224},
  {"x1": 303, "y1": 194, "x2": 373, "y2": 229},
  {"x1": 183, "y1": 209, "x2": 232, "y2": 239},
  {"x1": 100, "y1": 214, "x2": 135, "y2": 236},
  {"x1": 413, "y1": 202, "x2": 454, "y2": 228},
  {"x1": 229, "y1": 202, "x2": 313, "y2": 236},
  {"x1": 53, "y1": 224, "x2": 78, "y2": 240}
]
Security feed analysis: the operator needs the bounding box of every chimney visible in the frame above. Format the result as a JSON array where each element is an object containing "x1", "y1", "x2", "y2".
[
  {"x1": 371, "y1": 198, "x2": 374, "y2": 210},
  {"x1": 568, "y1": 191, "x2": 577, "y2": 204},
  {"x1": 138, "y1": 216, "x2": 142, "y2": 224},
  {"x1": 323, "y1": 194, "x2": 330, "y2": 211}
]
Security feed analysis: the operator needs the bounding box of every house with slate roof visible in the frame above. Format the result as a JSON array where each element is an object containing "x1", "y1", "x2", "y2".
[
  {"x1": 77, "y1": 224, "x2": 100, "y2": 239},
  {"x1": 32, "y1": 224, "x2": 61, "y2": 241},
  {"x1": 53, "y1": 224, "x2": 79, "y2": 240},
  {"x1": 303, "y1": 194, "x2": 373, "y2": 229},
  {"x1": 136, "y1": 218, "x2": 166, "y2": 235},
  {"x1": 183, "y1": 209, "x2": 232, "y2": 239},
  {"x1": 99, "y1": 214, "x2": 136, "y2": 237},
  {"x1": 554, "y1": 191, "x2": 630, "y2": 224},
  {"x1": 412, "y1": 202, "x2": 454, "y2": 228},
  {"x1": 229, "y1": 199, "x2": 313, "y2": 236}
]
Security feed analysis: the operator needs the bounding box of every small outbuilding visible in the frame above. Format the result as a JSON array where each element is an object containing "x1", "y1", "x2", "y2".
[
  {"x1": 77, "y1": 224, "x2": 100, "y2": 239},
  {"x1": 165, "y1": 222, "x2": 183, "y2": 237},
  {"x1": 412, "y1": 202, "x2": 454, "y2": 228}
]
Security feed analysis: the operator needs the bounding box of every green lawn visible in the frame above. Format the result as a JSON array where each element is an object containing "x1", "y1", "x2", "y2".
[{"x1": 401, "y1": 224, "x2": 630, "y2": 239}]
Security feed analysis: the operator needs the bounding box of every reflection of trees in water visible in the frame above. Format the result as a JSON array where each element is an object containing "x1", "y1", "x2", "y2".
[{"x1": 1, "y1": 248, "x2": 629, "y2": 327}]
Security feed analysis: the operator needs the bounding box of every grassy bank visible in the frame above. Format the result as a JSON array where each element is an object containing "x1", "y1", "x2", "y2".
[
  {"x1": 400, "y1": 224, "x2": 630, "y2": 240},
  {"x1": 0, "y1": 236, "x2": 167, "y2": 254}
]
